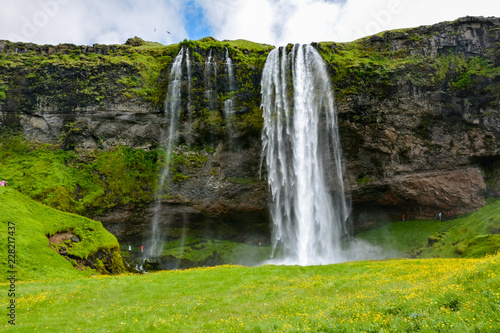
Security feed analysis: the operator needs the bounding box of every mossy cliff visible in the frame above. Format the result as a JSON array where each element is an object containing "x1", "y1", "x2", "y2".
[{"x1": 1, "y1": 16, "x2": 500, "y2": 235}]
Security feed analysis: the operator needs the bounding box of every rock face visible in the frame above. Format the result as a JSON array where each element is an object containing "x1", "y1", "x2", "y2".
[
  {"x1": 1, "y1": 16, "x2": 500, "y2": 231},
  {"x1": 332, "y1": 16, "x2": 500, "y2": 219}
]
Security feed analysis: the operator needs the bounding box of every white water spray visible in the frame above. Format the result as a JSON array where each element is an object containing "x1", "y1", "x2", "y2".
[
  {"x1": 261, "y1": 44, "x2": 350, "y2": 265},
  {"x1": 148, "y1": 47, "x2": 185, "y2": 258}
]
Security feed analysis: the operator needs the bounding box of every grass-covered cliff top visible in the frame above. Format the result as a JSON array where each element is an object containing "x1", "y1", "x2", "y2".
[
  {"x1": 0, "y1": 16, "x2": 498, "y2": 114},
  {"x1": 316, "y1": 16, "x2": 500, "y2": 102},
  {"x1": 0, "y1": 35, "x2": 273, "y2": 107},
  {"x1": 1, "y1": 16, "x2": 497, "y2": 114},
  {"x1": 0, "y1": 186, "x2": 124, "y2": 280}
]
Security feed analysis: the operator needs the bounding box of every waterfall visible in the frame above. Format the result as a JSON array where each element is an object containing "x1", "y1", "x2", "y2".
[
  {"x1": 224, "y1": 47, "x2": 236, "y2": 115},
  {"x1": 204, "y1": 49, "x2": 217, "y2": 110},
  {"x1": 147, "y1": 46, "x2": 185, "y2": 258},
  {"x1": 186, "y1": 48, "x2": 193, "y2": 126},
  {"x1": 225, "y1": 47, "x2": 236, "y2": 93},
  {"x1": 260, "y1": 44, "x2": 350, "y2": 266},
  {"x1": 224, "y1": 47, "x2": 236, "y2": 143}
]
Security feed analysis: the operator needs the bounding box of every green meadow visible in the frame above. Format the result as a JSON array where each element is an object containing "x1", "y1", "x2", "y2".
[
  {"x1": 0, "y1": 187, "x2": 499, "y2": 331},
  {"x1": 1, "y1": 255, "x2": 499, "y2": 332}
]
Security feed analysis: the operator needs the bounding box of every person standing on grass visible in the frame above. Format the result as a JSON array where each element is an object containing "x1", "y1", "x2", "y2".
[{"x1": 1, "y1": 180, "x2": 5, "y2": 186}]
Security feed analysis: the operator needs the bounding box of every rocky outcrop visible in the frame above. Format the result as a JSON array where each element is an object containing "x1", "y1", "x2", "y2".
[{"x1": 1, "y1": 16, "x2": 500, "y2": 231}]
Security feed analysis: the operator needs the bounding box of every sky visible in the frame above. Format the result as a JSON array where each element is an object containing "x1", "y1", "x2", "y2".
[{"x1": 1, "y1": 0, "x2": 500, "y2": 47}]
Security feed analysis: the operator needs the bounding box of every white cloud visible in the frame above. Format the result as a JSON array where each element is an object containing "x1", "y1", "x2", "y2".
[
  {"x1": 194, "y1": 0, "x2": 276, "y2": 44},
  {"x1": 195, "y1": 0, "x2": 344, "y2": 45},
  {"x1": 334, "y1": 0, "x2": 500, "y2": 42},
  {"x1": 198, "y1": 0, "x2": 500, "y2": 45},
  {"x1": 0, "y1": 0, "x2": 499, "y2": 46},
  {"x1": 0, "y1": 0, "x2": 187, "y2": 45},
  {"x1": 278, "y1": 1, "x2": 342, "y2": 44}
]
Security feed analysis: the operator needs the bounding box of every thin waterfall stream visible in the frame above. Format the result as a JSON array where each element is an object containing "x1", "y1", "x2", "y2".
[
  {"x1": 223, "y1": 47, "x2": 236, "y2": 145},
  {"x1": 147, "y1": 47, "x2": 185, "y2": 258}
]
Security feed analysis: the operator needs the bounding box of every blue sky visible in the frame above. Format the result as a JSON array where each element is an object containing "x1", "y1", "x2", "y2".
[
  {"x1": 184, "y1": 2, "x2": 212, "y2": 41},
  {"x1": 1, "y1": 0, "x2": 500, "y2": 46}
]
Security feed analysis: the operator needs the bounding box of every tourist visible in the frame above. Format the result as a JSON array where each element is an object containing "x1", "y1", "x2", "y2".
[
  {"x1": 1, "y1": 180, "x2": 6, "y2": 186},
  {"x1": 128, "y1": 245, "x2": 131, "y2": 251},
  {"x1": 141, "y1": 245, "x2": 144, "y2": 253}
]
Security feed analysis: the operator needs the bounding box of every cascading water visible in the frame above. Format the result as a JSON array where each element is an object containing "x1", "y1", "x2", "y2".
[
  {"x1": 204, "y1": 49, "x2": 217, "y2": 110},
  {"x1": 186, "y1": 48, "x2": 193, "y2": 125},
  {"x1": 225, "y1": 47, "x2": 236, "y2": 93},
  {"x1": 223, "y1": 47, "x2": 236, "y2": 143},
  {"x1": 261, "y1": 44, "x2": 350, "y2": 266},
  {"x1": 147, "y1": 47, "x2": 185, "y2": 258}
]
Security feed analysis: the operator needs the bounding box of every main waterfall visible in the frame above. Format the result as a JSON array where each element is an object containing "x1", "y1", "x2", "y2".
[{"x1": 261, "y1": 44, "x2": 350, "y2": 265}]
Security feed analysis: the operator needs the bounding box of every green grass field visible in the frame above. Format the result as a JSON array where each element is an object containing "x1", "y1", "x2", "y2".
[
  {"x1": 1, "y1": 255, "x2": 498, "y2": 332},
  {"x1": 1, "y1": 187, "x2": 499, "y2": 331}
]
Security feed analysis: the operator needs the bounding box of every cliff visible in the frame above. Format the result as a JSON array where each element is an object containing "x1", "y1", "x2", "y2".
[
  {"x1": 1, "y1": 16, "x2": 500, "y2": 234},
  {"x1": 323, "y1": 16, "x2": 500, "y2": 222}
]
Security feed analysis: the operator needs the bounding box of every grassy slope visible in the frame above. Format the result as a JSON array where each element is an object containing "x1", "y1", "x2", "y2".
[
  {"x1": 0, "y1": 187, "x2": 121, "y2": 280},
  {"x1": 0, "y1": 255, "x2": 498, "y2": 332},
  {"x1": 355, "y1": 198, "x2": 500, "y2": 259}
]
